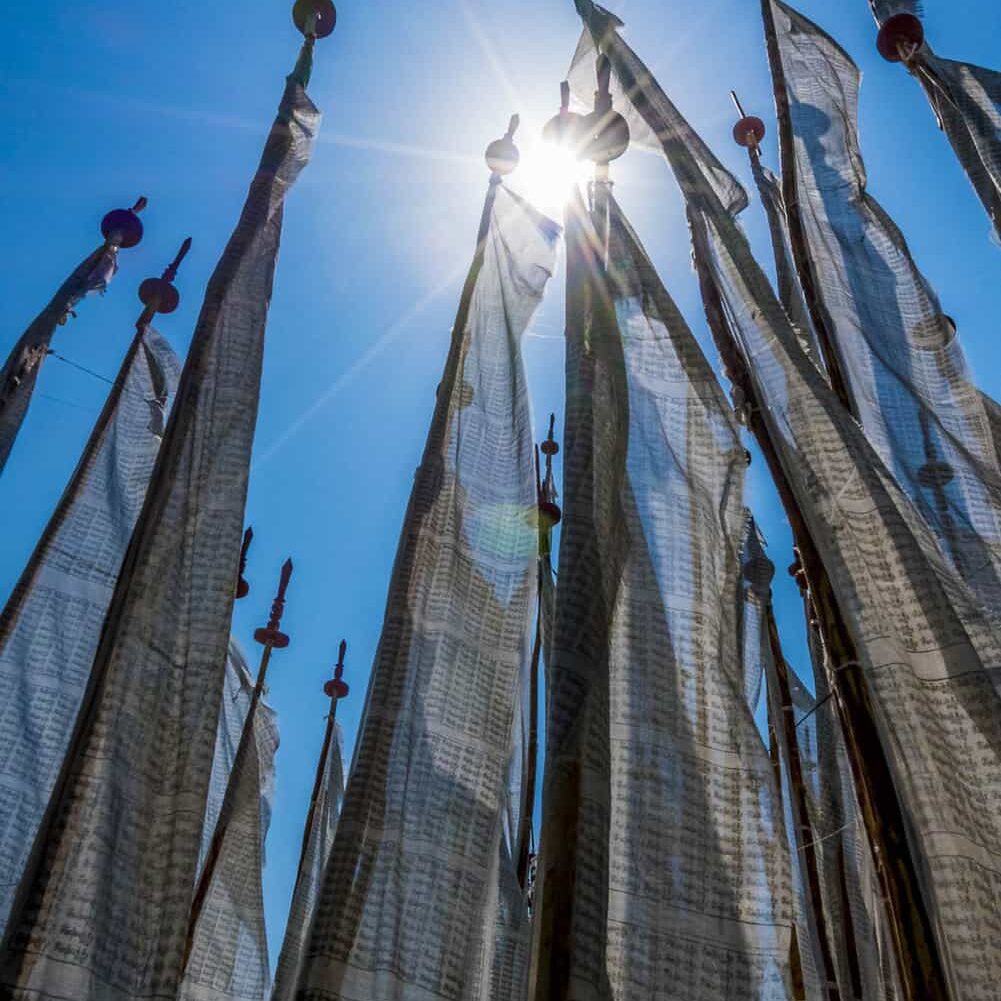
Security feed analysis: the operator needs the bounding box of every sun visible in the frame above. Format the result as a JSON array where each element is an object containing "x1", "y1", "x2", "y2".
[{"x1": 517, "y1": 140, "x2": 593, "y2": 215}]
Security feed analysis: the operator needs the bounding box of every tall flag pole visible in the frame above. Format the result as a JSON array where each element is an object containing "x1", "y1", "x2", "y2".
[
  {"x1": 730, "y1": 108, "x2": 905, "y2": 999},
  {"x1": 516, "y1": 417, "x2": 562, "y2": 889},
  {"x1": 760, "y1": 0, "x2": 1001, "y2": 627},
  {"x1": 743, "y1": 526, "x2": 897, "y2": 1001},
  {"x1": 182, "y1": 558, "x2": 294, "y2": 989},
  {"x1": 739, "y1": 528, "x2": 841, "y2": 1000},
  {"x1": 197, "y1": 530, "x2": 257, "y2": 878},
  {"x1": 729, "y1": 94, "x2": 828, "y2": 376},
  {"x1": 0, "y1": 198, "x2": 147, "y2": 476},
  {"x1": 0, "y1": 2, "x2": 323, "y2": 995},
  {"x1": 0, "y1": 239, "x2": 186, "y2": 938},
  {"x1": 871, "y1": 2, "x2": 1001, "y2": 244},
  {"x1": 561, "y1": 6, "x2": 1001, "y2": 996},
  {"x1": 294, "y1": 118, "x2": 558, "y2": 1001},
  {"x1": 271, "y1": 643, "x2": 349, "y2": 1001},
  {"x1": 531, "y1": 67, "x2": 801, "y2": 999},
  {"x1": 308, "y1": 642, "x2": 350, "y2": 868},
  {"x1": 690, "y1": 224, "x2": 953, "y2": 1001}
]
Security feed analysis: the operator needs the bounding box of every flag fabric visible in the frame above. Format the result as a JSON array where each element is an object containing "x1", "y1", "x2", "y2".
[
  {"x1": 763, "y1": 0, "x2": 1001, "y2": 628},
  {"x1": 869, "y1": 0, "x2": 1001, "y2": 241},
  {"x1": 199, "y1": 642, "x2": 259, "y2": 881},
  {"x1": 737, "y1": 526, "x2": 823, "y2": 999},
  {"x1": 0, "y1": 244, "x2": 120, "y2": 475},
  {"x1": 746, "y1": 157, "x2": 826, "y2": 375},
  {"x1": 270, "y1": 723, "x2": 344, "y2": 1001},
  {"x1": 911, "y1": 51, "x2": 1001, "y2": 242},
  {"x1": 567, "y1": 5, "x2": 1001, "y2": 997},
  {"x1": 870, "y1": 0, "x2": 922, "y2": 17},
  {"x1": 779, "y1": 637, "x2": 900, "y2": 1001},
  {"x1": 180, "y1": 690, "x2": 279, "y2": 1001},
  {"x1": 743, "y1": 527, "x2": 896, "y2": 1001},
  {"x1": 531, "y1": 184, "x2": 798, "y2": 1001},
  {"x1": 0, "y1": 326, "x2": 180, "y2": 938},
  {"x1": 0, "y1": 71, "x2": 318, "y2": 1001},
  {"x1": 294, "y1": 182, "x2": 557, "y2": 1001}
]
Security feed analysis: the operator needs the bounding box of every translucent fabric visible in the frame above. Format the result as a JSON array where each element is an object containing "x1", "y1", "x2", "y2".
[
  {"x1": 744, "y1": 528, "x2": 896, "y2": 1001},
  {"x1": 0, "y1": 326, "x2": 179, "y2": 937},
  {"x1": 295, "y1": 182, "x2": 557, "y2": 1001},
  {"x1": 869, "y1": 0, "x2": 922, "y2": 18},
  {"x1": 747, "y1": 157, "x2": 826, "y2": 376},
  {"x1": 270, "y1": 723, "x2": 344, "y2": 1001},
  {"x1": 913, "y1": 53, "x2": 1001, "y2": 243},
  {"x1": 764, "y1": 0, "x2": 1001, "y2": 629},
  {"x1": 867, "y1": 0, "x2": 1001, "y2": 241},
  {"x1": 199, "y1": 642, "x2": 258, "y2": 882},
  {"x1": 180, "y1": 690, "x2": 278, "y2": 1001},
  {"x1": 697, "y1": 175, "x2": 1001, "y2": 1001},
  {"x1": 738, "y1": 526, "x2": 823, "y2": 1000},
  {"x1": 567, "y1": 6, "x2": 1001, "y2": 996},
  {"x1": 0, "y1": 71, "x2": 318, "y2": 1001},
  {"x1": 0, "y1": 244, "x2": 120, "y2": 476},
  {"x1": 531, "y1": 186, "x2": 797, "y2": 1001}
]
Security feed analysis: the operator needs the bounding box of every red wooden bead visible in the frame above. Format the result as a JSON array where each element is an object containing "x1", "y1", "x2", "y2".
[
  {"x1": 876, "y1": 13, "x2": 924, "y2": 63},
  {"x1": 733, "y1": 116, "x2": 766, "y2": 149}
]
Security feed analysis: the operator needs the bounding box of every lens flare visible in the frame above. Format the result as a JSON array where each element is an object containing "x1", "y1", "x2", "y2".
[{"x1": 517, "y1": 141, "x2": 592, "y2": 214}]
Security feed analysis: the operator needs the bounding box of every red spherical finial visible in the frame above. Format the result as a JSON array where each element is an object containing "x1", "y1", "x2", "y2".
[
  {"x1": 876, "y1": 12, "x2": 924, "y2": 63},
  {"x1": 324, "y1": 639, "x2": 350, "y2": 700},
  {"x1": 254, "y1": 558, "x2": 294, "y2": 650},
  {"x1": 538, "y1": 413, "x2": 562, "y2": 529},
  {"x1": 136, "y1": 236, "x2": 191, "y2": 322},
  {"x1": 733, "y1": 116, "x2": 766, "y2": 149},
  {"x1": 293, "y1": 0, "x2": 337, "y2": 38},
  {"x1": 102, "y1": 196, "x2": 147, "y2": 249},
  {"x1": 540, "y1": 413, "x2": 560, "y2": 457}
]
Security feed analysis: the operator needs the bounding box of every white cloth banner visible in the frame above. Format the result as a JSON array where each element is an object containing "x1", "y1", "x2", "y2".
[
  {"x1": 0, "y1": 327, "x2": 179, "y2": 936},
  {"x1": 0, "y1": 74, "x2": 318, "y2": 1001},
  {"x1": 296, "y1": 183, "x2": 556, "y2": 1001}
]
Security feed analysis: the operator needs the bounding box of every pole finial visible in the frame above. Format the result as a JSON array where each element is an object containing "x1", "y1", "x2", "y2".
[
  {"x1": 730, "y1": 92, "x2": 766, "y2": 152},
  {"x1": 136, "y1": 236, "x2": 192, "y2": 328},
  {"x1": 324, "y1": 640, "x2": 350, "y2": 700},
  {"x1": 583, "y1": 56, "x2": 630, "y2": 167},
  {"x1": 876, "y1": 12, "x2": 924, "y2": 63},
  {"x1": 544, "y1": 81, "x2": 586, "y2": 153},
  {"x1": 236, "y1": 527, "x2": 254, "y2": 599},
  {"x1": 254, "y1": 558, "x2": 294, "y2": 649},
  {"x1": 293, "y1": 0, "x2": 337, "y2": 38},
  {"x1": 102, "y1": 198, "x2": 148, "y2": 250},
  {"x1": 538, "y1": 414, "x2": 562, "y2": 535},
  {"x1": 485, "y1": 115, "x2": 522, "y2": 177}
]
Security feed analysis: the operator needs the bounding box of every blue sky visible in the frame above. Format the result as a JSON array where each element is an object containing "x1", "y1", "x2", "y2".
[{"x1": 2, "y1": 0, "x2": 1000, "y2": 969}]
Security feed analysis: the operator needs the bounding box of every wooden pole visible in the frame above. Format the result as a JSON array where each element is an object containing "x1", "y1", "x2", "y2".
[
  {"x1": 296, "y1": 640, "x2": 350, "y2": 882},
  {"x1": 693, "y1": 244, "x2": 952, "y2": 1001},
  {"x1": 183, "y1": 557, "x2": 293, "y2": 970},
  {"x1": 518, "y1": 421, "x2": 561, "y2": 888},
  {"x1": 0, "y1": 230, "x2": 187, "y2": 650},
  {"x1": 765, "y1": 603, "x2": 842, "y2": 1000}
]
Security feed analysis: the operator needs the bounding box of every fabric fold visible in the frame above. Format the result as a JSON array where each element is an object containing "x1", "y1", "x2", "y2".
[
  {"x1": 295, "y1": 182, "x2": 556, "y2": 1001},
  {"x1": 0, "y1": 73, "x2": 318, "y2": 1001},
  {"x1": 0, "y1": 326, "x2": 179, "y2": 937}
]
